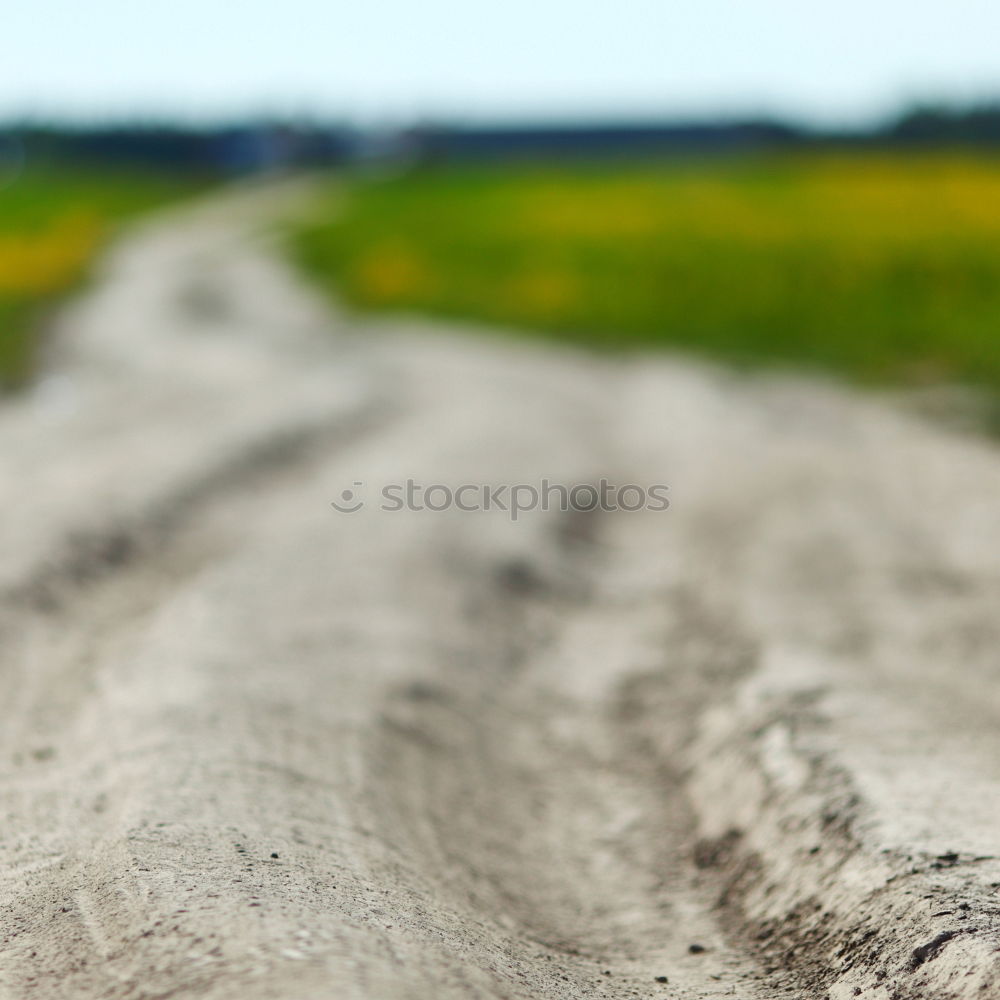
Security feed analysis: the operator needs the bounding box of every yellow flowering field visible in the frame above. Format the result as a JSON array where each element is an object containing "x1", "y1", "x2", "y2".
[
  {"x1": 0, "y1": 209, "x2": 102, "y2": 296},
  {"x1": 297, "y1": 152, "x2": 1000, "y2": 389},
  {"x1": 0, "y1": 171, "x2": 196, "y2": 386}
]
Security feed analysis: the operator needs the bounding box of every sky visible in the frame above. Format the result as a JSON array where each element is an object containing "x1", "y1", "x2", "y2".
[{"x1": 4, "y1": 0, "x2": 1000, "y2": 125}]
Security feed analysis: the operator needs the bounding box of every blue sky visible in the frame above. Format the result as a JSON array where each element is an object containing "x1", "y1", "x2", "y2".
[{"x1": 4, "y1": 0, "x2": 999, "y2": 124}]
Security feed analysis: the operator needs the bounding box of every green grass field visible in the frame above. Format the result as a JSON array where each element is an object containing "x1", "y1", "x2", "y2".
[
  {"x1": 0, "y1": 170, "x2": 199, "y2": 387},
  {"x1": 297, "y1": 153, "x2": 1000, "y2": 389}
]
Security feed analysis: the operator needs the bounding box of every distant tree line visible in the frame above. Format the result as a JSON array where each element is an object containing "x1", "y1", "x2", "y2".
[
  {"x1": 4, "y1": 123, "x2": 360, "y2": 174},
  {"x1": 886, "y1": 104, "x2": 1000, "y2": 144},
  {"x1": 4, "y1": 103, "x2": 1000, "y2": 174}
]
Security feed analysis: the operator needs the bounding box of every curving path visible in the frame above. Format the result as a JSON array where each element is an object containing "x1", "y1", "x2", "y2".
[{"x1": 2, "y1": 183, "x2": 1000, "y2": 1000}]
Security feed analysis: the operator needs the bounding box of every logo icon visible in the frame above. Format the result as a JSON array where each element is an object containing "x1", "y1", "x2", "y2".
[{"x1": 330, "y1": 481, "x2": 365, "y2": 513}]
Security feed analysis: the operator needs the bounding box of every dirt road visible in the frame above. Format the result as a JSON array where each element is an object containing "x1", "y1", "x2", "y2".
[{"x1": 2, "y1": 184, "x2": 1000, "y2": 1000}]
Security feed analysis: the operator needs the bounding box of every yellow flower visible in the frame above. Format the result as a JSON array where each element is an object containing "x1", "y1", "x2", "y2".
[
  {"x1": 0, "y1": 209, "x2": 103, "y2": 297},
  {"x1": 353, "y1": 240, "x2": 436, "y2": 303}
]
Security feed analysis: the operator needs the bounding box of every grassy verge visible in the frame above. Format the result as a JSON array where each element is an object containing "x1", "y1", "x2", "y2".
[
  {"x1": 296, "y1": 153, "x2": 1000, "y2": 388},
  {"x1": 0, "y1": 169, "x2": 201, "y2": 388}
]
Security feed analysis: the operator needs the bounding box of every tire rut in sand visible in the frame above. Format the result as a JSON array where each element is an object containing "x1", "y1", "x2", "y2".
[{"x1": 361, "y1": 518, "x2": 775, "y2": 999}]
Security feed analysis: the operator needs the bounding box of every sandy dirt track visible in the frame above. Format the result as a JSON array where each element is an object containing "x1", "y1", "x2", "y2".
[{"x1": 3, "y1": 184, "x2": 1000, "y2": 1000}]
